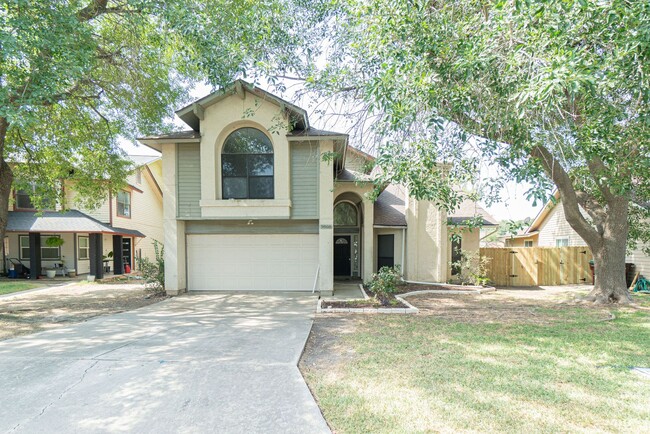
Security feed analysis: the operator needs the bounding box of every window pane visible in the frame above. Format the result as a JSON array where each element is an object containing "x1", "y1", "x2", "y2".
[
  {"x1": 222, "y1": 128, "x2": 273, "y2": 154},
  {"x1": 248, "y1": 155, "x2": 274, "y2": 176},
  {"x1": 223, "y1": 177, "x2": 247, "y2": 199},
  {"x1": 117, "y1": 191, "x2": 129, "y2": 204},
  {"x1": 249, "y1": 177, "x2": 274, "y2": 199},
  {"x1": 79, "y1": 237, "x2": 88, "y2": 248},
  {"x1": 41, "y1": 247, "x2": 60, "y2": 259},
  {"x1": 20, "y1": 236, "x2": 29, "y2": 248},
  {"x1": 334, "y1": 202, "x2": 358, "y2": 226},
  {"x1": 16, "y1": 190, "x2": 34, "y2": 209},
  {"x1": 222, "y1": 155, "x2": 247, "y2": 176}
]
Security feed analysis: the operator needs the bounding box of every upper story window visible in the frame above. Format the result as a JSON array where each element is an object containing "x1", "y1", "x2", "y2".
[
  {"x1": 14, "y1": 184, "x2": 55, "y2": 211},
  {"x1": 221, "y1": 128, "x2": 274, "y2": 199},
  {"x1": 117, "y1": 190, "x2": 131, "y2": 217},
  {"x1": 334, "y1": 202, "x2": 358, "y2": 226},
  {"x1": 15, "y1": 189, "x2": 35, "y2": 210}
]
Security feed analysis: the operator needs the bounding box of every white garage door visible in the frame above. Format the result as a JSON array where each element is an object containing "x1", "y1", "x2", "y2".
[{"x1": 187, "y1": 234, "x2": 319, "y2": 291}]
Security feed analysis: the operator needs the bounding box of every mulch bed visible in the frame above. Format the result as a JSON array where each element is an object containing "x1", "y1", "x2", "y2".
[
  {"x1": 395, "y1": 283, "x2": 482, "y2": 294},
  {"x1": 321, "y1": 283, "x2": 483, "y2": 310},
  {"x1": 320, "y1": 298, "x2": 409, "y2": 309}
]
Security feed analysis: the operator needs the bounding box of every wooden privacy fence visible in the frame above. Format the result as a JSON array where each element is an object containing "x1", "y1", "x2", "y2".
[{"x1": 480, "y1": 247, "x2": 594, "y2": 287}]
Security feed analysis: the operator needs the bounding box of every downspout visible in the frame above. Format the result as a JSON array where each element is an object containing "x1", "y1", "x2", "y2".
[
  {"x1": 401, "y1": 227, "x2": 406, "y2": 274},
  {"x1": 108, "y1": 191, "x2": 113, "y2": 227}
]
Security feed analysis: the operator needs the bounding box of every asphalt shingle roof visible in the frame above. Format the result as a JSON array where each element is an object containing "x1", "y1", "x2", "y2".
[
  {"x1": 374, "y1": 184, "x2": 407, "y2": 227},
  {"x1": 7, "y1": 210, "x2": 145, "y2": 237}
]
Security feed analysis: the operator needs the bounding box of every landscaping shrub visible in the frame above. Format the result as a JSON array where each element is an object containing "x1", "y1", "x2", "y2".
[
  {"x1": 450, "y1": 249, "x2": 491, "y2": 286},
  {"x1": 136, "y1": 240, "x2": 165, "y2": 295},
  {"x1": 368, "y1": 265, "x2": 402, "y2": 304}
]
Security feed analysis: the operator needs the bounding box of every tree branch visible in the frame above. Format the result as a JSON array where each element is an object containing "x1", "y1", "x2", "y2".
[{"x1": 531, "y1": 144, "x2": 601, "y2": 247}]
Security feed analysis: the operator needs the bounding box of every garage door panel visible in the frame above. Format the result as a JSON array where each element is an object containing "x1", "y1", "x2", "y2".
[{"x1": 187, "y1": 234, "x2": 319, "y2": 291}]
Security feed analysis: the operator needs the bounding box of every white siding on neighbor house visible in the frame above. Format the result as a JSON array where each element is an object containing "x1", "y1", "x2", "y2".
[
  {"x1": 111, "y1": 170, "x2": 164, "y2": 269},
  {"x1": 5, "y1": 233, "x2": 75, "y2": 274},
  {"x1": 627, "y1": 243, "x2": 650, "y2": 278},
  {"x1": 64, "y1": 187, "x2": 111, "y2": 224},
  {"x1": 537, "y1": 203, "x2": 588, "y2": 247}
]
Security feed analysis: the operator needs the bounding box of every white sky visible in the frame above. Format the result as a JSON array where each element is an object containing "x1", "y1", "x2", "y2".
[{"x1": 121, "y1": 80, "x2": 543, "y2": 222}]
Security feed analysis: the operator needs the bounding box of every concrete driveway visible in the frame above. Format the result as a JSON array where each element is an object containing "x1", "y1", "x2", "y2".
[{"x1": 0, "y1": 293, "x2": 330, "y2": 433}]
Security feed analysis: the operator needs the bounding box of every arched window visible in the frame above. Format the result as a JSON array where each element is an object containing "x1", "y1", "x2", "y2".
[
  {"x1": 334, "y1": 202, "x2": 358, "y2": 226},
  {"x1": 221, "y1": 128, "x2": 274, "y2": 199}
]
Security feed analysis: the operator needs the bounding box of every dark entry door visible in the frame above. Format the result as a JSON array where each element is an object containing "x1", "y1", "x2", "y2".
[
  {"x1": 334, "y1": 236, "x2": 351, "y2": 276},
  {"x1": 377, "y1": 234, "x2": 395, "y2": 269},
  {"x1": 122, "y1": 238, "x2": 132, "y2": 268}
]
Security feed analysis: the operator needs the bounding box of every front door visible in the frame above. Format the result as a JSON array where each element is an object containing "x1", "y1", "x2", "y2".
[
  {"x1": 122, "y1": 238, "x2": 132, "y2": 270},
  {"x1": 334, "y1": 236, "x2": 351, "y2": 276}
]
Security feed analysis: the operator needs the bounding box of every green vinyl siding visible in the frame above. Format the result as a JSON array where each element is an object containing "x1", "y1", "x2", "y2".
[
  {"x1": 176, "y1": 144, "x2": 201, "y2": 218},
  {"x1": 290, "y1": 142, "x2": 319, "y2": 219}
]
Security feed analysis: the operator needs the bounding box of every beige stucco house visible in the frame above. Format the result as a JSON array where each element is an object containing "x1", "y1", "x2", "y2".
[
  {"x1": 140, "y1": 80, "x2": 496, "y2": 295},
  {"x1": 2, "y1": 156, "x2": 163, "y2": 279},
  {"x1": 506, "y1": 191, "x2": 650, "y2": 278}
]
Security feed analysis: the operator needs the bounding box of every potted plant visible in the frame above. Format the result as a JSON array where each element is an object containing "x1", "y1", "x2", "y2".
[{"x1": 45, "y1": 237, "x2": 65, "y2": 248}]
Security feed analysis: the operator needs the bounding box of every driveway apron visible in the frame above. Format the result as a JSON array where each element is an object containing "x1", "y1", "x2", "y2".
[{"x1": 0, "y1": 293, "x2": 330, "y2": 434}]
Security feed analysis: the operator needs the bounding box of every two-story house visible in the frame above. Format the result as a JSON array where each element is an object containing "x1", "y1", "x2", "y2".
[
  {"x1": 2, "y1": 156, "x2": 163, "y2": 280},
  {"x1": 140, "y1": 81, "x2": 496, "y2": 295}
]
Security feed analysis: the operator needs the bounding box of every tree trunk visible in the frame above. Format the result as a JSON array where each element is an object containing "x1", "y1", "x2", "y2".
[
  {"x1": 562, "y1": 196, "x2": 631, "y2": 304},
  {"x1": 0, "y1": 118, "x2": 13, "y2": 261},
  {"x1": 588, "y1": 237, "x2": 630, "y2": 303}
]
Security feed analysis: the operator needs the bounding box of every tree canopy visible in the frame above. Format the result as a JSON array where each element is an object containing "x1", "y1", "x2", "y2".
[
  {"x1": 0, "y1": 0, "x2": 321, "y2": 224},
  {"x1": 303, "y1": 0, "x2": 650, "y2": 302}
]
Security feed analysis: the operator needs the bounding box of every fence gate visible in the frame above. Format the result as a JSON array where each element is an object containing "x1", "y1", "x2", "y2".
[{"x1": 480, "y1": 247, "x2": 593, "y2": 287}]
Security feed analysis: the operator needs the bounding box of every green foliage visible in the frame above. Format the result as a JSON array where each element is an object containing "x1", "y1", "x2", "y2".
[
  {"x1": 0, "y1": 0, "x2": 327, "y2": 223},
  {"x1": 306, "y1": 0, "x2": 650, "y2": 241},
  {"x1": 450, "y1": 249, "x2": 491, "y2": 286},
  {"x1": 368, "y1": 265, "x2": 402, "y2": 301},
  {"x1": 44, "y1": 236, "x2": 64, "y2": 248},
  {"x1": 136, "y1": 240, "x2": 164, "y2": 294}
]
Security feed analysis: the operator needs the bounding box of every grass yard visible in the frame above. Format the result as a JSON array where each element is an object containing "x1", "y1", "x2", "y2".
[
  {"x1": 0, "y1": 280, "x2": 42, "y2": 295},
  {"x1": 301, "y1": 289, "x2": 650, "y2": 433}
]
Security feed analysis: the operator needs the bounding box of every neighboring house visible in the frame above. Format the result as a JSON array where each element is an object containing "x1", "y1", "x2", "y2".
[
  {"x1": 2, "y1": 156, "x2": 163, "y2": 279},
  {"x1": 506, "y1": 191, "x2": 650, "y2": 277},
  {"x1": 140, "y1": 80, "x2": 497, "y2": 295}
]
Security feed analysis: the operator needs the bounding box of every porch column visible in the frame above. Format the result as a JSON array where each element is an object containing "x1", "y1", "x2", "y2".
[
  {"x1": 28, "y1": 232, "x2": 41, "y2": 280},
  {"x1": 112, "y1": 235, "x2": 124, "y2": 275},
  {"x1": 89, "y1": 233, "x2": 104, "y2": 279},
  {"x1": 318, "y1": 140, "x2": 334, "y2": 295},
  {"x1": 362, "y1": 198, "x2": 375, "y2": 282},
  {"x1": 162, "y1": 143, "x2": 186, "y2": 295}
]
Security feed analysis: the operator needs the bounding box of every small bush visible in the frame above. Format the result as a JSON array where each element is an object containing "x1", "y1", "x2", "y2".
[
  {"x1": 450, "y1": 249, "x2": 490, "y2": 286},
  {"x1": 136, "y1": 240, "x2": 165, "y2": 295},
  {"x1": 368, "y1": 265, "x2": 402, "y2": 303}
]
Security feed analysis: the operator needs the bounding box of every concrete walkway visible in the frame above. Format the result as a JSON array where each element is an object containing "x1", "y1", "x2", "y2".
[{"x1": 0, "y1": 293, "x2": 330, "y2": 433}]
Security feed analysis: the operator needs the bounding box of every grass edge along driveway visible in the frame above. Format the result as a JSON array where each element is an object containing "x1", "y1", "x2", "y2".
[{"x1": 301, "y1": 292, "x2": 650, "y2": 433}]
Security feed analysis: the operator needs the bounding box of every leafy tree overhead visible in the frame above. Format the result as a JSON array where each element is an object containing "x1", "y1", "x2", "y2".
[
  {"x1": 306, "y1": 0, "x2": 650, "y2": 303},
  {"x1": 0, "y1": 0, "x2": 319, "y2": 247}
]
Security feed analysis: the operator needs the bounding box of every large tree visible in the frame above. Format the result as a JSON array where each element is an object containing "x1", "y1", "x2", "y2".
[
  {"x1": 0, "y1": 0, "x2": 319, "y2": 246},
  {"x1": 306, "y1": 0, "x2": 650, "y2": 303}
]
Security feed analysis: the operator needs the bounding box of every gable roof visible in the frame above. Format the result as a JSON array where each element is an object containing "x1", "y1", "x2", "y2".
[
  {"x1": 7, "y1": 210, "x2": 145, "y2": 237},
  {"x1": 176, "y1": 79, "x2": 309, "y2": 132},
  {"x1": 374, "y1": 184, "x2": 407, "y2": 227},
  {"x1": 448, "y1": 199, "x2": 499, "y2": 226},
  {"x1": 526, "y1": 190, "x2": 561, "y2": 233}
]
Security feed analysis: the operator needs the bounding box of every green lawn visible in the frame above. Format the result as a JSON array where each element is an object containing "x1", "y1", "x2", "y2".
[
  {"x1": 0, "y1": 281, "x2": 43, "y2": 295},
  {"x1": 302, "y1": 297, "x2": 650, "y2": 433}
]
